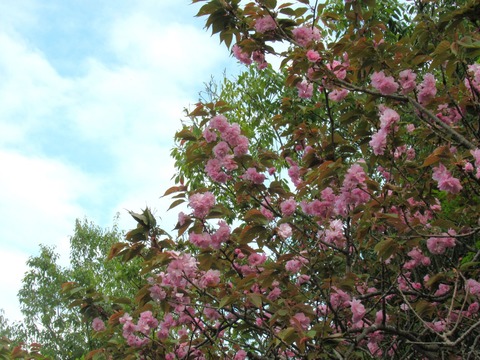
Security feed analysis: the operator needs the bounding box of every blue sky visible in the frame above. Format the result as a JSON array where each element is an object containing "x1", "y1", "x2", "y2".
[{"x1": 0, "y1": 0, "x2": 239, "y2": 322}]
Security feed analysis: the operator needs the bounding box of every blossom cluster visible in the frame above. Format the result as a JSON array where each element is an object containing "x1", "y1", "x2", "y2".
[
  {"x1": 432, "y1": 163, "x2": 462, "y2": 194},
  {"x1": 119, "y1": 311, "x2": 158, "y2": 348},
  {"x1": 369, "y1": 106, "x2": 400, "y2": 155},
  {"x1": 232, "y1": 44, "x2": 268, "y2": 69},
  {"x1": 203, "y1": 115, "x2": 249, "y2": 183}
]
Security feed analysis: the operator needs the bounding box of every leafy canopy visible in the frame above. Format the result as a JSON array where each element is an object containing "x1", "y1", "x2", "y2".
[{"x1": 45, "y1": 0, "x2": 480, "y2": 359}]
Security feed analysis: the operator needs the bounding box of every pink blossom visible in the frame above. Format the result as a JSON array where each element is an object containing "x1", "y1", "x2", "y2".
[
  {"x1": 374, "y1": 310, "x2": 389, "y2": 325},
  {"x1": 248, "y1": 253, "x2": 267, "y2": 266},
  {"x1": 222, "y1": 156, "x2": 238, "y2": 171},
  {"x1": 189, "y1": 232, "x2": 212, "y2": 249},
  {"x1": 290, "y1": 312, "x2": 310, "y2": 330},
  {"x1": 343, "y1": 163, "x2": 367, "y2": 189},
  {"x1": 426, "y1": 234, "x2": 456, "y2": 255},
  {"x1": 150, "y1": 284, "x2": 166, "y2": 301},
  {"x1": 403, "y1": 247, "x2": 430, "y2": 269},
  {"x1": 327, "y1": 60, "x2": 347, "y2": 80},
  {"x1": 369, "y1": 128, "x2": 388, "y2": 155},
  {"x1": 137, "y1": 311, "x2": 159, "y2": 335},
  {"x1": 436, "y1": 104, "x2": 461, "y2": 125},
  {"x1": 370, "y1": 71, "x2": 399, "y2": 95},
  {"x1": 260, "y1": 197, "x2": 274, "y2": 220},
  {"x1": 221, "y1": 123, "x2": 242, "y2": 145},
  {"x1": 379, "y1": 108, "x2": 400, "y2": 130},
  {"x1": 267, "y1": 287, "x2": 282, "y2": 301},
  {"x1": 406, "y1": 147, "x2": 416, "y2": 160},
  {"x1": 285, "y1": 259, "x2": 302, "y2": 273},
  {"x1": 211, "y1": 220, "x2": 230, "y2": 248},
  {"x1": 280, "y1": 197, "x2": 297, "y2": 216},
  {"x1": 213, "y1": 141, "x2": 230, "y2": 159},
  {"x1": 330, "y1": 288, "x2": 351, "y2": 309},
  {"x1": 241, "y1": 167, "x2": 266, "y2": 184},
  {"x1": 368, "y1": 341, "x2": 382, "y2": 357},
  {"x1": 306, "y1": 49, "x2": 321, "y2": 62},
  {"x1": 203, "y1": 128, "x2": 217, "y2": 142},
  {"x1": 260, "y1": 207, "x2": 274, "y2": 221},
  {"x1": 189, "y1": 192, "x2": 215, "y2": 218},
  {"x1": 328, "y1": 88, "x2": 349, "y2": 102},
  {"x1": 119, "y1": 312, "x2": 133, "y2": 325},
  {"x1": 287, "y1": 159, "x2": 302, "y2": 186},
  {"x1": 232, "y1": 44, "x2": 252, "y2": 65},
  {"x1": 167, "y1": 253, "x2": 198, "y2": 287},
  {"x1": 92, "y1": 317, "x2": 106, "y2": 332},
  {"x1": 429, "y1": 320, "x2": 446, "y2": 332},
  {"x1": 255, "y1": 16, "x2": 276, "y2": 33},
  {"x1": 406, "y1": 124, "x2": 415, "y2": 133},
  {"x1": 468, "y1": 302, "x2": 479, "y2": 315},
  {"x1": 285, "y1": 256, "x2": 308, "y2": 273},
  {"x1": 398, "y1": 69, "x2": 417, "y2": 94},
  {"x1": 234, "y1": 350, "x2": 248, "y2": 360},
  {"x1": 126, "y1": 334, "x2": 149, "y2": 348},
  {"x1": 465, "y1": 162, "x2": 474, "y2": 172},
  {"x1": 209, "y1": 115, "x2": 229, "y2": 133},
  {"x1": 178, "y1": 211, "x2": 189, "y2": 226},
  {"x1": 292, "y1": 26, "x2": 321, "y2": 47},
  {"x1": 205, "y1": 158, "x2": 230, "y2": 183},
  {"x1": 464, "y1": 63, "x2": 480, "y2": 95},
  {"x1": 466, "y1": 279, "x2": 480, "y2": 296},
  {"x1": 162, "y1": 313, "x2": 175, "y2": 328},
  {"x1": 417, "y1": 73, "x2": 437, "y2": 104},
  {"x1": 278, "y1": 223, "x2": 292, "y2": 239},
  {"x1": 349, "y1": 299, "x2": 366, "y2": 324},
  {"x1": 176, "y1": 344, "x2": 188, "y2": 358},
  {"x1": 334, "y1": 163, "x2": 369, "y2": 216},
  {"x1": 323, "y1": 219, "x2": 345, "y2": 247},
  {"x1": 297, "y1": 274, "x2": 310, "y2": 285},
  {"x1": 434, "y1": 284, "x2": 450, "y2": 297},
  {"x1": 199, "y1": 269, "x2": 221, "y2": 288},
  {"x1": 297, "y1": 80, "x2": 314, "y2": 98},
  {"x1": 234, "y1": 135, "x2": 249, "y2": 156},
  {"x1": 253, "y1": 50, "x2": 268, "y2": 70},
  {"x1": 471, "y1": 149, "x2": 480, "y2": 167},
  {"x1": 432, "y1": 163, "x2": 462, "y2": 194}
]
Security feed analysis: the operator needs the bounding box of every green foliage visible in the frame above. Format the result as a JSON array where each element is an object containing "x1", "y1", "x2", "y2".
[{"x1": 11, "y1": 217, "x2": 142, "y2": 360}]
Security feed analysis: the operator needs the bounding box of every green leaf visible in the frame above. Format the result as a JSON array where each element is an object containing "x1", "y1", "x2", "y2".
[
  {"x1": 247, "y1": 293, "x2": 263, "y2": 308},
  {"x1": 432, "y1": 40, "x2": 451, "y2": 56},
  {"x1": 176, "y1": 128, "x2": 198, "y2": 141},
  {"x1": 263, "y1": 0, "x2": 277, "y2": 9},
  {"x1": 244, "y1": 209, "x2": 269, "y2": 225},
  {"x1": 163, "y1": 185, "x2": 187, "y2": 197},
  {"x1": 374, "y1": 238, "x2": 397, "y2": 261},
  {"x1": 168, "y1": 199, "x2": 185, "y2": 211},
  {"x1": 219, "y1": 294, "x2": 238, "y2": 309},
  {"x1": 278, "y1": 327, "x2": 297, "y2": 343},
  {"x1": 414, "y1": 300, "x2": 435, "y2": 318}
]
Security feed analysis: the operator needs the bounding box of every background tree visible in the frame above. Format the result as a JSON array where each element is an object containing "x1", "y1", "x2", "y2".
[{"x1": 15, "y1": 217, "x2": 142, "y2": 360}]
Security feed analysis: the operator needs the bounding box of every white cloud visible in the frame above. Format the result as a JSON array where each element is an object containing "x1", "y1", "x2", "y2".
[
  {"x1": 0, "y1": 249, "x2": 29, "y2": 322},
  {"x1": 0, "y1": 151, "x2": 97, "y2": 251},
  {"x1": 0, "y1": 32, "x2": 71, "y2": 148},
  {"x1": 0, "y1": 1, "x2": 236, "y2": 322}
]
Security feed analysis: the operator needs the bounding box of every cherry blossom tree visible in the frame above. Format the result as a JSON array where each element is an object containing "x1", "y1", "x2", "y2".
[{"x1": 63, "y1": 0, "x2": 480, "y2": 359}]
